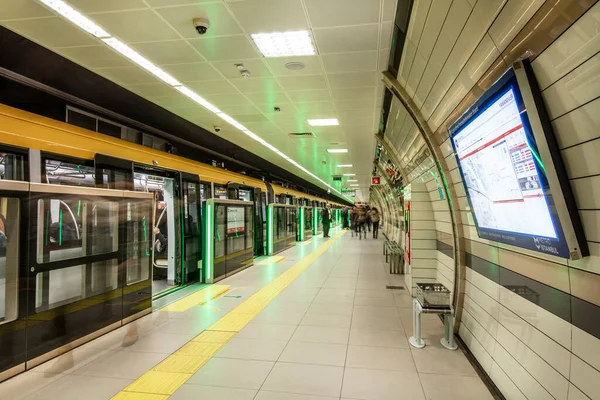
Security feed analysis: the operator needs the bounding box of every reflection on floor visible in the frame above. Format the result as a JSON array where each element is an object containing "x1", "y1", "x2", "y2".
[{"x1": 0, "y1": 228, "x2": 494, "y2": 400}]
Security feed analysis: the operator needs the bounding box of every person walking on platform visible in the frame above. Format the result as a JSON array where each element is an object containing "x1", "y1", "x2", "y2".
[
  {"x1": 341, "y1": 207, "x2": 349, "y2": 230},
  {"x1": 322, "y1": 204, "x2": 332, "y2": 238},
  {"x1": 370, "y1": 207, "x2": 381, "y2": 239},
  {"x1": 357, "y1": 206, "x2": 367, "y2": 240}
]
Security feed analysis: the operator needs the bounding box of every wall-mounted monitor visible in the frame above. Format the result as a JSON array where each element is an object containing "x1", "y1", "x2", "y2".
[{"x1": 449, "y1": 60, "x2": 588, "y2": 259}]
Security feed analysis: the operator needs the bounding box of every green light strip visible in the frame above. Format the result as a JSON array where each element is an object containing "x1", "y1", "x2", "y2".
[
  {"x1": 204, "y1": 203, "x2": 213, "y2": 283},
  {"x1": 299, "y1": 207, "x2": 305, "y2": 241},
  {"x1": 267, "y1": 205, "x2": 274, "y2": 255},
  {"x1": 59, "y1": 208, "x2": 63, "y2": 246},
  {"x1": 528, "y1": 144, "x2": 546, "y2": 175},
  {"x1": 77, "y1": 200, "x2": 81, "y2": 217},
  {"x1": 45, "y1": 210, "x2": 50, "y2": 247}
]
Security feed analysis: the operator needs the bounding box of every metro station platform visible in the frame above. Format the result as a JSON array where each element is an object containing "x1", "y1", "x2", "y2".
[{"x1": 0, "y1": 228, "x2": 494, "y2": 400}]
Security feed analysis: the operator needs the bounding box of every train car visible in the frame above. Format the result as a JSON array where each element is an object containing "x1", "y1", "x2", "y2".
[{"x1": 0, "y1": 104, "x2": 345, "y2": 382}]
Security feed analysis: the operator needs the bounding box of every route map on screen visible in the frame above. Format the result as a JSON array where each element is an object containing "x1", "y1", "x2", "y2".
[
  {"x1": 453, "y1": 87, "x2": 557, "y2": 240},
  {"x1": 448, "y1": 66, "x2": 577, "y2": 258}
]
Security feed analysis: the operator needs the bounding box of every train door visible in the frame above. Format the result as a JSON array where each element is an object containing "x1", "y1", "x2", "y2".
[
  {"x1": 181, "y1": 173, "x2": 202, "y2": 284},
  {"x1": 133, "y1": 168, "x2": 183, "y2": 296}
]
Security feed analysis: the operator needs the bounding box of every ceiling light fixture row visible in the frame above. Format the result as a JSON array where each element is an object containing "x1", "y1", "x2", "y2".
[{"x1": 36, "y1": 0, "x2": 349, "y2": 200}]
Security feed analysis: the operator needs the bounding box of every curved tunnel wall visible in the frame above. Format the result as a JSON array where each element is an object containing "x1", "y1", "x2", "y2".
[{"x1": 373, "y1": 1, "x2": 600, "y2": 399}]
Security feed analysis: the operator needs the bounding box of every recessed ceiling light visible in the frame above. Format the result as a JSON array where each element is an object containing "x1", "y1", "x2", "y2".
[
  {"x1": 251, "y1": 31, "x2": 315, "y2": 58},
  {"x1": 308, "y1": 118, "x2": 339, "y2": 126},
  {"x1": 350, "y1": 184, "x2": 359, "y2": 187},
  {"x1": 327, "y1": 149, "x2": 348, "y2": 154},
  {"x1": 337, "y1": 164, "x2": 353, "y2": 168},
  {"x1": 347, "y1": 179, "x2": 358, "y2": 182},
  {"x1": 343, "y1": 173, "x2": 356, "y2": 176}
]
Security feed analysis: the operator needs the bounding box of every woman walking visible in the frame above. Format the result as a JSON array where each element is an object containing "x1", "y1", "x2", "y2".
[
  {"x1": 357, "y1": 206, "x2": 367, "y2": 240},
  {"x1": 370, "y1": 207, "x2": 381, "y2": 239}
]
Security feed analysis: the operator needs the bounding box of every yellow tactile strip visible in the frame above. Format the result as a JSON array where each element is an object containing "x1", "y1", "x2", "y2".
[
  {"x1": 112, "y1": 230, "x2": 345, "y2": 399},
  {"x1": 160, "y1": 285, "x2": 230, "y2": 313}
]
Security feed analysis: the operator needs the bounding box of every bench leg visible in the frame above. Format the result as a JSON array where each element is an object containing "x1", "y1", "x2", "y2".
[
  {"x1": 441, "y1": 313, "x2": 458, "y2": 350},
  {"x1": 409, "y1": 299, "x2": 425, "y2": 348}
]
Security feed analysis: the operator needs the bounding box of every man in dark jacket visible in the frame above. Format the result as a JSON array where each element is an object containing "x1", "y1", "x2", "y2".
[{"x1": 322, "y1": 204, "x2": 332, "y2": 238}]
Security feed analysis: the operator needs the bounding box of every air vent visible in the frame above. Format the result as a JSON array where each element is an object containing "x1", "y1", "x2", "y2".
[{"x1": 288, "y1": 132, "x2": 315, "y2": 138}]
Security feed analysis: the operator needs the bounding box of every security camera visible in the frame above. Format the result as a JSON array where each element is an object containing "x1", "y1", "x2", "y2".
[
  {"x1": 193, "y1": 17, "x2": 210, "y2": 35},
  {"x1": 214, "y1": 126, "x2": 221, "y2": 133}
]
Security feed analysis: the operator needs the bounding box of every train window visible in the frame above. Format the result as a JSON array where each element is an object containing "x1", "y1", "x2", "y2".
[
  {"x1": 44, "y1": 160, "x2": 95, "y2": 187},
  {"x1": 0, "y1": 198, "x2": 19, "y2": 325},
  {"x1": 126, "y1": 200, "x2": 151, "y2": 285},
  {"x1": 36, "y1": 198, "x2": 119, "y2": 264},
  {"x1": 0, "y1": 152, "x2": 26, "y2": 181}
]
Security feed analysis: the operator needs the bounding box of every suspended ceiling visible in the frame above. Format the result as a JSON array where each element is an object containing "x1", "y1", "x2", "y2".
[{"x1": 0, "y1": 0, "x2": 398, "y2": 201}]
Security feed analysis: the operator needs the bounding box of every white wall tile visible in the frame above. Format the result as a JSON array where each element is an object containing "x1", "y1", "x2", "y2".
[
  {"x1": 464, "y1": 294, "x2": 499, "y2": 339},
  {"x1": 488, "y1": 0, "x2": 545, "y2": 51},
  {"x1": 498, "y1": 306, "x2": 571, "y2": 378},
  {"x1": 561, "y1": 139, "x2": 600, "y2": 179},
  {"x1": 533, "y1": 2, "x2": 600, "y2": 90},
  {"x1": 552, "y1": 98, "x2": 600, "y2": 150},
  {"x1": 490, "y1": 360, "x2": 528, "y2": 400},
  {"x1": 460, "y1": 322, "x2": 494, "y2": 373},
  {"x1": 572, "y1": 326, "x2": 600, "y2": 373},
  {"x1": 498, "y1": 286, "x2": 572, "y2": 349},
  {"x1": 569, "y1": 383, "x2": 592, "y2": 400},
  {"x1": 496, "y1": 324, "x2": 569, "y2": 400},
  {"x1": 493, "y1": 343, "x2": 555, "y2": 400},
  {"x1": 570, "y1": 356, "x2": 600, "y2": 400}
]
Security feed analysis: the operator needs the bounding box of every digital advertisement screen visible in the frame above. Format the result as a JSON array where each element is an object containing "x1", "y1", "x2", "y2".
[
  {"x1": 450, "y1": 69, "x2": 570, "y2": 258},
  {"x1": 227, "y1": 207, "x2": 245, "y2": 235}
]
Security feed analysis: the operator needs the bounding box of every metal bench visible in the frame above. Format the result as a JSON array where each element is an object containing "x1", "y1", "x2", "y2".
[
  {"x1": 409, "y1": 282, "x2": 457, "y2": 351},
  {"x1": 382, "y1": 234, "x2": 403, "y2": 274}
]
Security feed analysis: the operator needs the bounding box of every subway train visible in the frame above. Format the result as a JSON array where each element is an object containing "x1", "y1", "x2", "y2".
[{"x1": 0, "y1": 104, "x2": 345, "y2": 382}]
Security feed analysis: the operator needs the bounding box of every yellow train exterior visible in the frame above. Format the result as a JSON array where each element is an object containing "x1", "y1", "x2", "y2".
[{"x1": 0, "y1": 104, "x2": 343, "y2": 205}]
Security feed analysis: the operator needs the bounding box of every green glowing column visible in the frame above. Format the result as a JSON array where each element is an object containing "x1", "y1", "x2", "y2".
[
  {"x1": 267, "y1": 204, "x2": 274, "y2": 256},
  {"x1": 202, "y1": 199, "x2": 215, "y2": 283},
  {"x1": 298, "y1": 206, "x2": 305, "y2": 242},
  {"x1": 312, "y1": 207, "x2": 318, "y2": 235}
]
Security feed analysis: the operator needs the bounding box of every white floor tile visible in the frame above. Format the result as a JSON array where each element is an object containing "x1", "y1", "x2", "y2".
[
  {"x1": 349, "y1": 328, "x2": 409, "y2": 348},
  {"x1": 262, "y1": 362, "x2": 344, "y2": 397},
  {"x1": 291, "y1": 326, "x2": 350, "y2": 344},
  {"x1": 346, "y1": 345, "x2": 416, "y2": 371},
  {"x1": 279, "y1": 342, "x2": 348, "y2": 366},
  {"x1": 216, "y1": 337, "x2": 288, "y2": 362},
  {"x1": 237, "y1": 322, "x2": 298, "y2": 341},
  {"x1": 342, "y1": 368, "x2": 425, "y2": 400},
  {"x1": 188, "y1": 358, "x2": 274, "y2": 390},
  {"x1": 170, "y1": 384, "x2": 257, "y2": 400},
  {"x1": 301, "y1": 312, "x2": 352, "y2": 329},
  {"x1": 419, "y1": 374, "x2": 494, "y2": 399}
]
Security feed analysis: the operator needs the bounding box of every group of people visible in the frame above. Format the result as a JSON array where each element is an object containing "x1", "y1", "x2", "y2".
[{"x1": 342, "y1": 205, "x2": 381, "y2": 240}]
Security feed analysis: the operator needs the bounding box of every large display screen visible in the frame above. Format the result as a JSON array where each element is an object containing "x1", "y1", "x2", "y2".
[{"x1": 450, "y1": 68, "x2": 570, "y2": 258}]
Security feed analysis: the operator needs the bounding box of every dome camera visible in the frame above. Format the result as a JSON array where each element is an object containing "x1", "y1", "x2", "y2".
[{"x1": 193, "y1": 17, "x2": 210, "y2": 35}]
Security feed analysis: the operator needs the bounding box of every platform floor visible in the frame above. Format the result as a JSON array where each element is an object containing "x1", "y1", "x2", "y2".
[{"x1": 0, "y1": 228, "x2": 494, "y2": 400}]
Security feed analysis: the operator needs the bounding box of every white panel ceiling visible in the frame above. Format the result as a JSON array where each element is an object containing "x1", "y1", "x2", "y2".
[{"x1": 1, "y1": 0, "x2": 398, "y2": 201}]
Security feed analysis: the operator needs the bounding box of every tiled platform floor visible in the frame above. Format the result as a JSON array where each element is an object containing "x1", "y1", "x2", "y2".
[{"x1": 0, "y1": 228, "x2": 494, "y2": 400}]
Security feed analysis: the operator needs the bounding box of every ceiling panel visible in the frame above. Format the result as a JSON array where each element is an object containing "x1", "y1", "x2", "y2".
[
  {"x1": 185, "y1": 80, "x2": 239, "y2": 95},
  {"x1": 228, "y1": 0, "x2": 308, "y2": 33},
  {"x1": 92, "y1": 10, "x2": 179, "y2": 42},
  {"x1": 211, "y1": 59, "x2": 273, "y2": 78},
  {"x1": 94, "y1": 66, "x2": 156, "y2": 85},
  {"x1": 70, "y1": 0, "x2": 147, "y2": 13},
  {"x1": 229, "y1": 76, "x2": 282, "y2": 93},
  {"x1": 56, "y1": 45, "x2": 133, "y2": 69},
  {"x1": 313, "y1": 24, "x2": 379, "y2": 54},
  {"x1": 0, "y1": 0, "x2": 53, "y2": 20},
  {"x1": 304, "y1": 0, "x2": 381, "y2": 28},
  {"x1": 266, "y1": 56, "x2": 323, "y2": 76},
  {"x1": 331, "y1": 87, "x2": 376, "y2": 101},
  {"x1": 127, "y1": 82, "x2": 180, "y2": 97},
  {"x1": 162, "y1": 62, "x2": 222, "y2": 81},
  {"x1": 190, "y1": 35, "x2": 259, "y2": 61},
  {"x1": 321, "y1": 51, "x2": 378, "y2": 73},
  {"x1": 133, "y1": 40, "x2": 205, "y2": 64},
  {"x1": 156, "y1": 3, "x2": 242, "y2": 38},
  {"x1": 2, "y1": 17, "x2": 98, "y2": 47},
  {"x1": 245, "y1": 91, "x2": 290, "y2": 106},
  {"x1": 146, "y1": 0, "x2": 216, "y2": 6},
  {"x1": 327, "y1": 71, "x2": 378, "y2": 88},
  {"x1": 277, "y1": 75, "x2": 328, "y2": 91},
  {"x1": 287, "y1": 89, "x2": 332, "y2": 103}
]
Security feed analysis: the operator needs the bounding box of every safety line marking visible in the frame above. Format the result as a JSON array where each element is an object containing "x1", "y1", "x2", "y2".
[
  {"x1": 160, "y1": 285, "x2": 229, "y2": 313},
  {"x1": 112, "y1": 230, "x2": 345, "y2": 399}
]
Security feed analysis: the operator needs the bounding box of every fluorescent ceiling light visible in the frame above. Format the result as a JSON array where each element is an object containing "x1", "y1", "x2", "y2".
[
  {"x1": 103, "y1": 38, "x2": 181, "y2": 87},
  {"x1": 327, "y1": 149, "x2": 348, "y2": 154},
  {"x1": 242, "y1": 130, "x2": 266, "y2": 144},
  {"x1": 38, "y1": 0, "x2": 110, "y2": 38},
  {"x1": 216, "y1": 112, "x2": 247, "y2": 131},
  {"x1": 343, "y1": 173, "x2": 356, "y2": 176},
  {"x1": 175, "y1": 86, "x2": 220, "y2": 114},
  {"x1": 251, "y1": 31, "x2": 315, "y2": 58},
  {"x1": 308, "y1": 118, "x2": 339, "y2": 126},
  {"x1": 350, "y1": 184, "x2": 359, "y2": 187},
  {"x1": 347, "y1": 179, "x2": 358, "y2": 182},
  {"x1": 337, "y1": 164, "x2": 353, "y2": 168}
]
